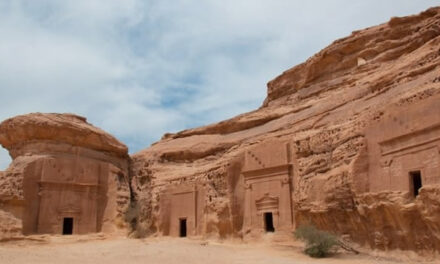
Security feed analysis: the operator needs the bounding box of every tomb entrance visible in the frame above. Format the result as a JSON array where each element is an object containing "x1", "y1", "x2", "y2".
[
  {"x1": 410, "y1": 171, "x2": 422, "y2": 197},
  {"x1": 365, "y1": 96, "x2": 440, "y2": 194},
  {"x1": 179, "y1": 218, "x2": 187, "y2": 237},
  {"x1": 241, "y1": 140, "x2": 294, "y2": 235},
  {"x1": 0, "y1": 113, "x2": 130, "y2": 236},
  {"x1": 159, "y1": 183, "x2": 205, "y2": 237},
  {"x1": 62, "y1": 217, "x2": 73, "y2": 235},
  {"x1": 264, "y1": 212, "x2": 275, "y2": 232}
]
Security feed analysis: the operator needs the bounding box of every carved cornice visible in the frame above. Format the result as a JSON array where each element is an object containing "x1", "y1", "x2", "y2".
[
  {"x1": 379, "y1": 123, "x2": 440, "y2": 156},
  {"x1": 256, "y1": 193, "x2": 279, "y2": 213},
  {"x1": 56, "y1": 204, "x2": 82, "y2": 221},
  {"x1": 38, "y1": 181, "x2": 99, "y2": 194},
  {"x1": 242, "y1": 164, "x2": 292, "y2": 179}
]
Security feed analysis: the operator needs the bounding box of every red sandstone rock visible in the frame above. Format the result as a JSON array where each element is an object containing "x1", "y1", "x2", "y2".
[
  {"x1": 0, "y1": 6, "x2": 439, "y2": 254},
  {"x1": 0, "y1": 113, "x2": 130, "y2": 235},
  {"x1": 0, "y1": 113, "x2": 128, "y2": 159},
  {"x1": 130, "y1": 6, "x2": 440, "y2": 252}
]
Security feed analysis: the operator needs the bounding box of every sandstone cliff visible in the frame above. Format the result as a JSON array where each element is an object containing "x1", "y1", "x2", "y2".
[{"x1": 131, "y1": 7, "x2": 440, "y2": 252}]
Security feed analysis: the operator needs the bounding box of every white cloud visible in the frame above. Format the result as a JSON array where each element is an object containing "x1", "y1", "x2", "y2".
[{"x1": 0, "y1": 0, "x2": 438, "y2": 170}]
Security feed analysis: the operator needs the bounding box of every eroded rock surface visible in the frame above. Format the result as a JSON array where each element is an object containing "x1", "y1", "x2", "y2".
[
  {"x1": 131, "y1": 7, "x2": 440, "y2": 252},
  {"x1": 0, "y1": 113, "x2": 130, "y2": 235},
  {"x1": 0, "y1": 209, "x2": 22, "y2": 241},
  {"x1": 0, "y1": 113, "x2": 127, "y2": 159}
]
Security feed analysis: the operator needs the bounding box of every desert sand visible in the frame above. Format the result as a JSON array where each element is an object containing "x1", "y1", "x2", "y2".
[{"x1": 0, "y1": 235, "x2": 437, "y2": 264}]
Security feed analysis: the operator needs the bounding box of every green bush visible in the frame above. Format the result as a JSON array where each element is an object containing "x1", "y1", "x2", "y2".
[{"x1": 294, "y1": 225, "x2": 339, "y2": 258}]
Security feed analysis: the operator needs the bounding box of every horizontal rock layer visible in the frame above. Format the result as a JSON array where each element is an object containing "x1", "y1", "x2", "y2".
[{"x1": 0, "y1": 113, "x2": 128, "y2": 158}]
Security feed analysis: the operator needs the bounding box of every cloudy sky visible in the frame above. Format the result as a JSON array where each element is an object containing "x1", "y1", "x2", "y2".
[{"x1": 0, "y1": 0, "x2": 438, "y2": 169}]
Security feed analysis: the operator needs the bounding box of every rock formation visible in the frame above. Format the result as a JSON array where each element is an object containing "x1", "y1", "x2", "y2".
[
  {"x1": 130, "y1": 6, "x2": 440, "y2": 252},
  {"x1": 0, "y1": 113, "x2": 130, "y2": 235},
  {"x1": 0, "y1": 5, "x2": 439, "y2": 254}
]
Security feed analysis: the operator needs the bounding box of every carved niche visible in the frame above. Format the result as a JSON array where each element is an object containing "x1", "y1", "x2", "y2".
[
  {"x1": 366, "y1": 95, "x2": 440, "y2": 193},
  {"x1": 159, "y1": 182, "x2": 205, "y2": 237},
  {"x1": 241, "y1": 140, "x2": 294, "y2": 234}
]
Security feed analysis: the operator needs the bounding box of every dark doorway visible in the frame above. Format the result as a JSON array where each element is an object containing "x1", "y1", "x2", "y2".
[
  {"x1": 179, "y1": 218, "x2": 187, "y2": 237},
  {"x1": 410, "y1": 171, "x2": 422, "y2": 197},
  {"x1": 62, "y1": 217, "x2": 73, "y2": 235},
  {"x1": 264, "y1": 212, "x2": 275, "y2": 232}
]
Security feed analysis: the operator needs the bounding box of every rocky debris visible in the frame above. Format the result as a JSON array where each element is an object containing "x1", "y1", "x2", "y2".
[
  {"x1": 0, "y1": 209, "x2": 22, "y2": 241},
  {"x1": 131, "y1": 6, "x2": 440, "y2": 252}
]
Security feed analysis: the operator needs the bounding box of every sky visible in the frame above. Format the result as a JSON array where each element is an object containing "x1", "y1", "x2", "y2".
[{"x1": 0, "y1": 0, "x2": 438, "y2": 169}]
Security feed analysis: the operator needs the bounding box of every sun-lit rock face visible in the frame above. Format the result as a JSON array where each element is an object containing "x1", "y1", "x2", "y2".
[
  {"x1": 0, "y1": 113, "x2": 127, "y2": 159},
  {"x1": 131, "y1": 6, "x2": 440, "y2": 251},
  {"x1": 0, "y1": 113, "x2": 130, "y2": 235}
]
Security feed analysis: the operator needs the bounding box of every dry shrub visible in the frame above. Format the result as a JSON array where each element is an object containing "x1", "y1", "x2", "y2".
[
  {"x1": 294, "y1": 225, "x2": 339, "y2": 258},
  {"x1": 124, "y1": 203, "x2": 146, "y2": 238}
]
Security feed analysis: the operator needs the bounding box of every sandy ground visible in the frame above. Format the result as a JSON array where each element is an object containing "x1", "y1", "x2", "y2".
[{"x1": 0, "y1": 234, "x2": 438, "y2": 264}]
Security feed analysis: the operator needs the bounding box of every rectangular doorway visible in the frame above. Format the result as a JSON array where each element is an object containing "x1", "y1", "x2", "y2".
[
  {"x1": 62, "y1": 217, "x2": 73, "y2": 235},
  {"x1": 264, "y1": 212, "x2": 275, "y2": 232},
  {"x1": 179, "y1": 218, "x2": 187, "y2": 237},
  {"x1": 410, "y1": 171, "x2": 422, "y2": 197}
]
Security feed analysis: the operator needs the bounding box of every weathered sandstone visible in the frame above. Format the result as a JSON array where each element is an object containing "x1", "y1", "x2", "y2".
[
  {"x1": 0, "y1": 113, "x2": 130, "y2": 235},
  {"x1": 130, "y1": 6, "x2": 440, "y2": 252},
  {"x1": 0, "y1": 209, "x2": 22, "y2": 241},
  {"x1": 0, "y1": 6, "x2": 439, "y2": 255}
]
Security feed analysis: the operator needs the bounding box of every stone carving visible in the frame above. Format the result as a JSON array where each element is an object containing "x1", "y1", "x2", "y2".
[
  {"x1": 1, "y1": 6, "x2": 440, "y2": 253},
  {"x1": 158, "y1": 183, "x2": 205, "y2": 237},
  {"x1": 129, "y1": 7, "x2": 440, "y2": 252},
  {"x1": 366, "y1": 94, "x2": 440, "y2": 193},
  {"x1": 242, "y1": 140, "x2": 293, "y2": 235},
  {"x1": 0, "y1": 113, "x2": 130, "y2": 235},
  {"x1": 255, "y1": 194, "x2": 279, "y2": 215}
]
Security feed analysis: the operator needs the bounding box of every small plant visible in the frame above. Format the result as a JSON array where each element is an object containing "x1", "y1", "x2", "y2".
[{"x1": 294, "y1": 225, "x2": 339, "y2": 258}]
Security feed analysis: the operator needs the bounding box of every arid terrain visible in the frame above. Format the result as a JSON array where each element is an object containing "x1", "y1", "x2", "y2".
[
  {"x1": 0, "y1": 236, "x2": 438, "y2": 264},
  {"x1": 1, "y1": 5, "x2": 440, "y2": 264},
  {"x1": 127, "y1": 6, "x2": 440, "y2": 252}
]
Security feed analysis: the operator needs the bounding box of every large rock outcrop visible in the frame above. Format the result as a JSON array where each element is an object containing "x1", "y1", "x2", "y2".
[
  {"x1": 130, "y1": 6, "x2": 440, "y2": 252},
  {"x1": 0, "y1": 113, "x2": 130, "y2": 235}
]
